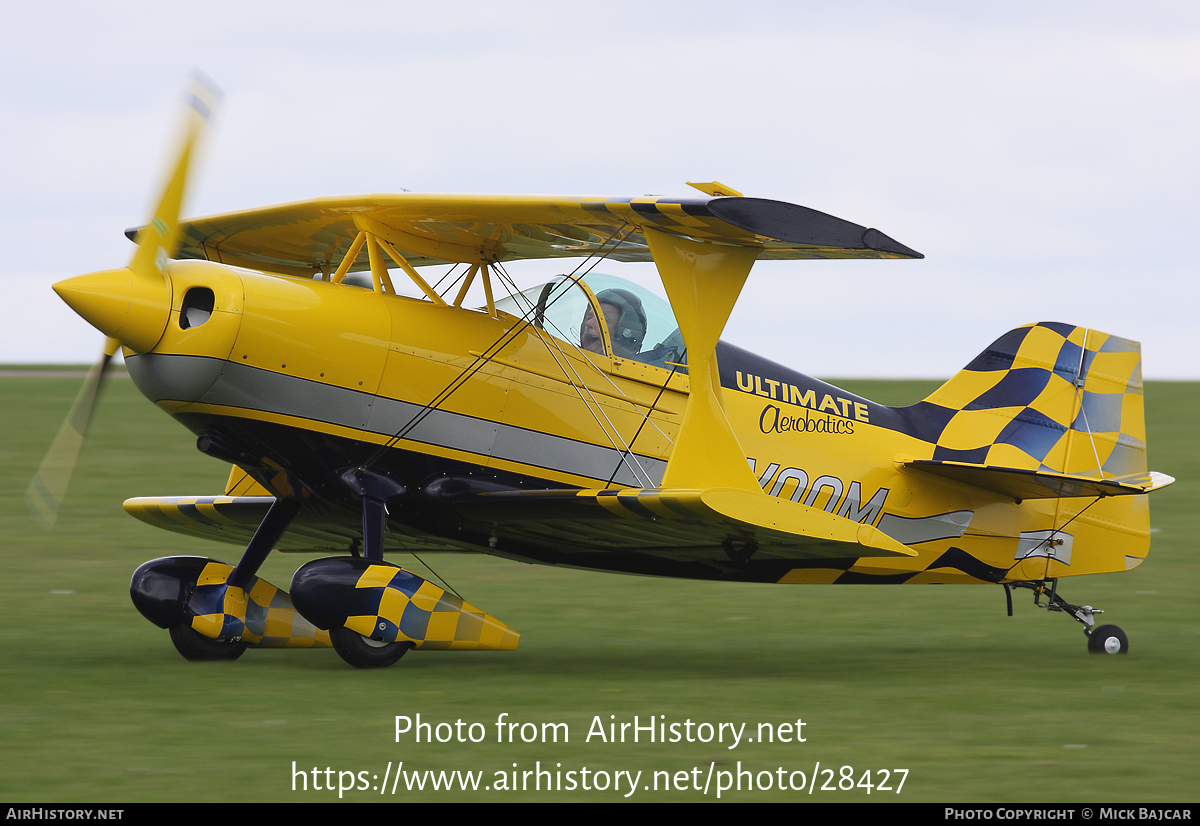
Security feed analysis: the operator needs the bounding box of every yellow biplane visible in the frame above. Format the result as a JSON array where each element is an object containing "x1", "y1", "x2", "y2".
[{"x1": 32, "y1": 78, "x2": 1173, "y2": 667}]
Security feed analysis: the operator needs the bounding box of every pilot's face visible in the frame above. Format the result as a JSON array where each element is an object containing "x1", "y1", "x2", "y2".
[{"x1": 581, "y1": 302, "x2": 620, "y2": 354}]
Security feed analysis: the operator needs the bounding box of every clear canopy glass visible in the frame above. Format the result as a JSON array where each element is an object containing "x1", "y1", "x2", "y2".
[{"x1": 493, "y1": 273, "x2": 686, "y2": 370}]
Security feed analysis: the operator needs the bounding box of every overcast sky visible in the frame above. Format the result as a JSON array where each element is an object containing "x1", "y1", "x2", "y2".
[{"x1": 2, "y1": 1, "x2": 1196, "y2": 377}]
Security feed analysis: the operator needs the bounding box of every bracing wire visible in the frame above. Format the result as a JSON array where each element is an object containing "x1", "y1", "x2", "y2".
[
  {"x1": 489, "y1": 261, "x2": 657, "y2": 488},
  {"x1": 1004, "y1": 494, "x2": 1106, "y2": 577},
  {"x1": 359, "y1": 223, "x2": 635, "y2": 470},
  {"x1": 408, "y1": 551, "x2": 462, "y2": 599},
  {"x1": 491, "y1": 258, "x2": 678, "y2": 450},
  {"x1": 603, "y1": 358, "x2": 684, "y2": 489}
]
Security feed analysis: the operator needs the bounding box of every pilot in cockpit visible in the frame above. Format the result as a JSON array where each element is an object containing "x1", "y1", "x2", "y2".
[{"x1": 579, "y1": 288, "x2": 647, "y2": 359}]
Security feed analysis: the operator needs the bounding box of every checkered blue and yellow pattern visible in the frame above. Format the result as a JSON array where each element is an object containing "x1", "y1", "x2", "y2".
[
  {"x1": 189, "y1": 561, "x2": 331, "y2": 648},
  {"x1": 342, "y1": 564, "x2": 519, "y2": 651},
  {"x1": 901, "y1": 322, "x2": 1145, "y2": 480}
]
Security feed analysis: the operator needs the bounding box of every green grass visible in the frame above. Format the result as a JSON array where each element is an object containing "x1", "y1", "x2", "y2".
[
  {"x1": 0, "y1": 363, "x2": 126, "y2": 372},
  {"x1": 1, "y1": 376, "x2": 1196, "y2": 802}
]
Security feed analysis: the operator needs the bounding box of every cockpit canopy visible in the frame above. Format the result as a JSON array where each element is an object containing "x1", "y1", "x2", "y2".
[{"x1": 493, "y1": 273, "x2": 686, "y2": 370}]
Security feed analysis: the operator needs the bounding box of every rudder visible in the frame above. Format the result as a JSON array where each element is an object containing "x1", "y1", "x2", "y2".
[{"x1": 905, "y1": 322, "x2": 1146, "y2": 480}]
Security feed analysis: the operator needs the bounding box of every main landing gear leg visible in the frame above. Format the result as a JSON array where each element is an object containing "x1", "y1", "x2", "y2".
[
  {"x1": 327, "y1": 468, "x2": 411, "y2": 667},
  {"x1": 339, "y1": 468, "x2": 406, "y2": 562},
  {"x1": 1004, "y1": 579, "x2": 1129, "y2": 655},
  {"x1": 229, "y1": 497, "x2": 302, "y2": 588},
  {"x1": 167, "y1": 497, "x2": 301, "y2": 661}
]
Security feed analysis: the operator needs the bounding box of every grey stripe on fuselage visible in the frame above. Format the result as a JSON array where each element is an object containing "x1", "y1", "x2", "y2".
[
  {"x1": 877, "y1": 510, "x2": 974, "y2": 545},
  {"x1": 129, "y1": 354, "x2": 664, "y2": 487}
]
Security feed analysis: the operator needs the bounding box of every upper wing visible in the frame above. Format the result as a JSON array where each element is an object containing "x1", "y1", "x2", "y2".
[{"x1": 132, "y1": 194, "x2": 922, "y2": 277}]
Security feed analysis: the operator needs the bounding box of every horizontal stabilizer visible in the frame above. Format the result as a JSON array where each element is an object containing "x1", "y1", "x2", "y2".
[{"x1": 902, "y1": 460, "x2": 1174, "y2": 501}]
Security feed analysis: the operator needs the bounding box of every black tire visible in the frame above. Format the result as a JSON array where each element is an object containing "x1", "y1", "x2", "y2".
[
  {"x1": 329, "y1": 626, "x2": 413, "y2": 669},
  {"x1": 1087, "y1": 624, "x2": 1129, "y2": 655},
  {"x1": 169, "y1": 624, "x2": 247, "y2": 661}
]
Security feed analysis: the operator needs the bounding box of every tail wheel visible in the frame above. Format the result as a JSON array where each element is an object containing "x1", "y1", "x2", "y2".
[
  {"x1": 169, "y1": 624, "x2": 247, "y2": 661},
  {"x1": 329, "y1": 626, "x2": 413, "y2": 668},
  {"x1": 1087, "y1": 624, "x2": 1129, "y2": 655}
]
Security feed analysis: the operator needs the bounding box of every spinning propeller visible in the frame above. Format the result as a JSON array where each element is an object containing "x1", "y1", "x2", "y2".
[{"x1": 27, "y1": 73, "x2": 222, "y2": 530}]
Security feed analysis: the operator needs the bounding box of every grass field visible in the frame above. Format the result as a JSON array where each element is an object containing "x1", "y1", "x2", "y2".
[{"x1": 1, "y1": 374, "x2": 1196, "y2": 802}]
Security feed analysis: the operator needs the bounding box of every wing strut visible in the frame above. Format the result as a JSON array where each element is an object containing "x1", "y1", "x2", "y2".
[
  {"x1": 644, "y1": 228, "x2": 762, "y2": 491},
  {"x1": 637, "y1": 228, "x2": 912, "y2": 557}
]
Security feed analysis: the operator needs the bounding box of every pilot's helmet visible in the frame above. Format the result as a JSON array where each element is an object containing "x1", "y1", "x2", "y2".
[{"x1": 594, "y1": 288, "x2": 647, "y2": 354}]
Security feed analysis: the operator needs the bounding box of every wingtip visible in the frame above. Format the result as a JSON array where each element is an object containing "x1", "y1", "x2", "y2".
[{"x1": 862, "y1": 228, "x2": 923, "y2": 259}]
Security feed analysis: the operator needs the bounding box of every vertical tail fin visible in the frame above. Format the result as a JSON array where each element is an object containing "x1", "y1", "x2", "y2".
[{"x1": 903, "y1": 322, "x2": 1148, "y2": 482}]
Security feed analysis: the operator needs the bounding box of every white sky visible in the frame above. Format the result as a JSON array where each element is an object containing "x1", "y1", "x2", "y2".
[{"x1": 1, "y1": 0, "x2": 1196, "y2": 377}]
